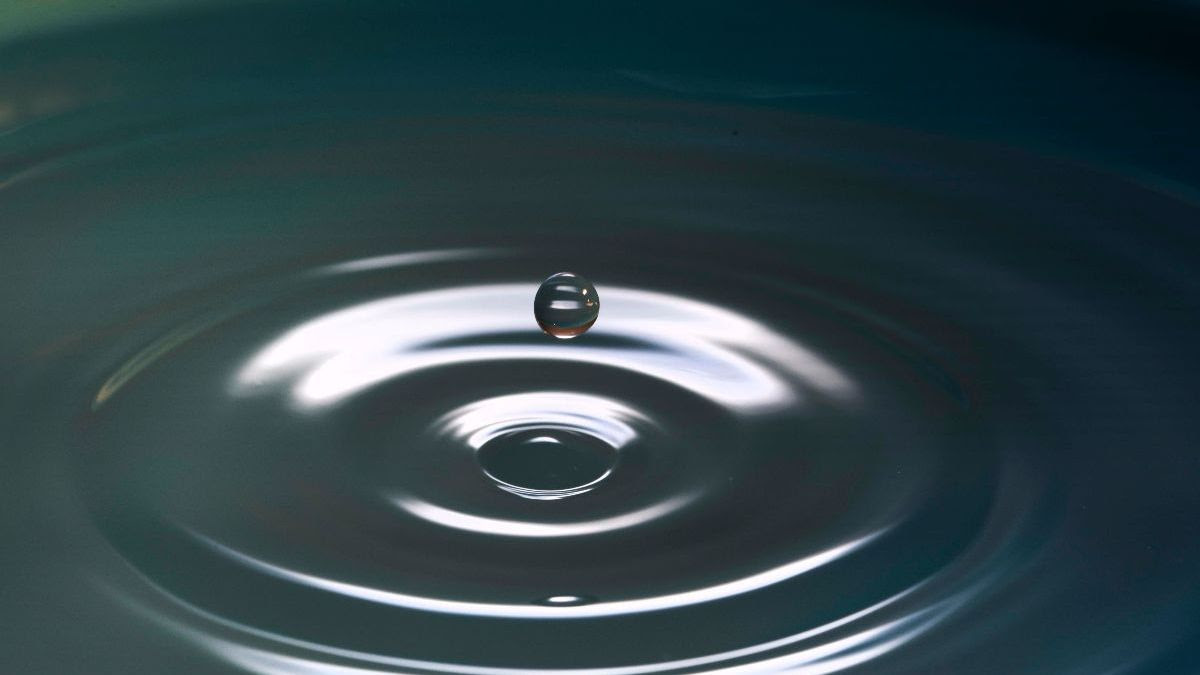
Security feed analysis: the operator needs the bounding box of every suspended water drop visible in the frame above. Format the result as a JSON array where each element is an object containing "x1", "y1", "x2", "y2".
[{"x1": 534, "y1": 272, "x2": 599, "y2": 339}]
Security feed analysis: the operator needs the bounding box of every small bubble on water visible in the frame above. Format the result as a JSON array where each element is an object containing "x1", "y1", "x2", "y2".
[{"x1": 534, "y1": 272, "x2": 599, "y2": 339}]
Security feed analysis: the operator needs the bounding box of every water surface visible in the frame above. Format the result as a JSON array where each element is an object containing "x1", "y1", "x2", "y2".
[{"x1": 3, "y1": 2, "x2": 1200, "y2": 673}]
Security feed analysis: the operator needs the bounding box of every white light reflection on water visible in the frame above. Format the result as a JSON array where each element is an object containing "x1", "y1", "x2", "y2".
[
  {"x1": 434, "y1": 391, "x2": 647, "y2": 450},
  {"x1": 234, "y1": 283, "x2": 856, "y2": 413},
  {"x1": 314, "y1": 248, "x2": 490, "y2": 275},
  {"x1": 187, "y1": 528, "x2": 883, "y2": 619},
  {"x1": 391, "y1": 493, "x2": 696, "y2": 538},
  {"x1": 106, "y1": 570, "x2": 963, "y2": 675}
]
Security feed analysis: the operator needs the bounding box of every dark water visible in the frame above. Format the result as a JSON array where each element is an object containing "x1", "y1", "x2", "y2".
[{"x1": 3, "y1": 2, "x2": 1200, "y2": 673}]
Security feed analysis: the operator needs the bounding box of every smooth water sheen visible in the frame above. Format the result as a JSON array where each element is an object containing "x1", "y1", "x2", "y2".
[{"x1": 3, "y1": 2, "x2": 1200, "y2": 674}]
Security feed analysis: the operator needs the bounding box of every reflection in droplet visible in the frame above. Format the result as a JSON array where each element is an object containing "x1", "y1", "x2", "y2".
[{"x1": 534, "y1": 272, "x2": 599, "y2": 339}]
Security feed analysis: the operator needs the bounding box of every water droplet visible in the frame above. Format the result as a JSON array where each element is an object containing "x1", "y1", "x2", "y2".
[
  {"x1": 476, "y1": 428, "x2": 616, "y2": 500},
  {"x1": 534, "y1": 272, "x2": 599, "y2": 339}
]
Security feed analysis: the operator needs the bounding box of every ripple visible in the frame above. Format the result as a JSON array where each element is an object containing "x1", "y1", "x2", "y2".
[
  {"x1": 434, "y1": 392, "x2": 642, "y2": 499},
  {"x1": 434, "y1": 391, "x2": 646, "y2": 453},
  {"x1": 187, "y1": 527, "x2": 885, "y2": 619},
  {"x1": 29, "y1": 48, "x2": 1194, "y2": 672},
  {"x1": 77, "y1": 238, "x2": 1013, "y2": 671},
  {"x1": 233, "y1": 282, "x2": 857, "y2": 413},
  {"x1": 390, "y1": 493, "x2": 697, "y2": 538}
]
